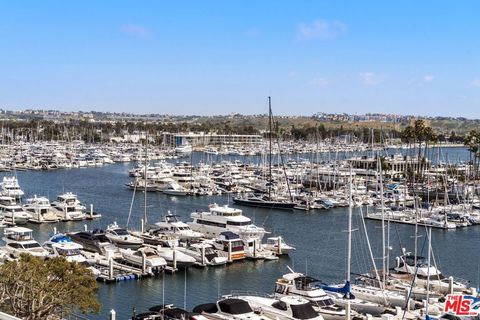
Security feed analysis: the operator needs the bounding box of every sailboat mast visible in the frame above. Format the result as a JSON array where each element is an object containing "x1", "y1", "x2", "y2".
[
  {"x1": 346, "y1": 165, "x2": 352, "y2": 320},
  {"x1": 268, "y1": 96, "x2": 273, "y2": 198},
  {"x1": 378, "y1": 156, "x2": 386, "y2": 284},
  {"x1": 144, "y1": 131, "x2": 148, "y2": 225}
]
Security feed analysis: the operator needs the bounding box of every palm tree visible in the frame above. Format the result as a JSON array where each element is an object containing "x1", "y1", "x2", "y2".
[{"x1": 464, "y1": 130, "x2": 480, "y2": 178}]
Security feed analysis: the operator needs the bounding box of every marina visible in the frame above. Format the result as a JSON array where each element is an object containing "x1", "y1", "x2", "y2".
[{"x1": 0, "y1": 146, "x2": 479, "y2": 319}]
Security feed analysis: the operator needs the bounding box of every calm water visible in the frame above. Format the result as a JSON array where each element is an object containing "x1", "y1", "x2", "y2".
[{"x1": 1, "y1": 147, "x2": 479, "y2": 320}]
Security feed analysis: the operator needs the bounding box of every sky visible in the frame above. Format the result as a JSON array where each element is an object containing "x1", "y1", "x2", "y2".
[{"x1": 1, "y1": 1, "x2": 480, "y2": 117}]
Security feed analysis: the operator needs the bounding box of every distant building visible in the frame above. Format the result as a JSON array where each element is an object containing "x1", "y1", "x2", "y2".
[
  {"x1": 162, "y1": 132, "x2": 263, "y2": 147},
  {"x1": 348, "y1": 154, "x2": 430, "y2": 175}
]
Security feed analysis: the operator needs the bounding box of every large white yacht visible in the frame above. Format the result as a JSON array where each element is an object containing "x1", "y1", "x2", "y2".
[
  {"x1": 51, "y1": 192, "x2": 86, "y2": 221},
  {"x1": 0, "y1": 196, "x2": 30, "y2": 225},
  {"x1": 153, "y1": 213, "x2": 204, "y2": 240},
  {"x1": 0, "y1": 176, "x2": 24, "y2": 200},
  {"x1": 23, "y1": 195, "x2": 59, "y2": 223},
  {"x1": 189, "y1": 203, "x2": 267, "y2": 241},
  {"x1": 3, "y1": 227, "x2": 50, "y2": 258}
]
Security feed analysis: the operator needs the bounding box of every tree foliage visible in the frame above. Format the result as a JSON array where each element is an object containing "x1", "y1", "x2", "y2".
[{"x1": 0, "y1": 254, "x2": 100, "y2": 320}]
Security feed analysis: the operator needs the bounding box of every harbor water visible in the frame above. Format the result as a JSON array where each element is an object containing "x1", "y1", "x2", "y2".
[{"x1": 1, "y1": 148, "x2": 479, "y2": 319}]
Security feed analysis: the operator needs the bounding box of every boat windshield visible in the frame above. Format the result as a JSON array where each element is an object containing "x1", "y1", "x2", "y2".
[
  {"x1": 115, "y1": 229, "x2": 129, "y2": 236},
  {"x1": 22, "y1": 242, "x2": 42, "y2": 249},
  {"x1": 58, "y1": 248, "x2": 81, "y2": 256},
  {"x1": 227, "y1": 221, "x2": 251, "y2": 226},
  {"x1": 290, "y1": 303, "x2": 318, "y2": 319}
]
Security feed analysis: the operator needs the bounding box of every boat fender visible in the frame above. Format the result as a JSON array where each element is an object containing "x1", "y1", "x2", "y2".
[{"x1": 395, "y1": 257, "x2": 401, "y2": 269}]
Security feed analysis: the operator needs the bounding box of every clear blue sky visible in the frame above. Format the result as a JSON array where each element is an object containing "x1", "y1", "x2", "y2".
[{"x1": 1, "y1": 1, "x2": 480, "y2": 117}]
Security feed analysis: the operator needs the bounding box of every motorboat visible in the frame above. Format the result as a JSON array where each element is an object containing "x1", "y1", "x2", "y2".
[
  {"x1": 177, "y1": 242, "x2": 228, "y2": 266},
  {"x1": 3, "y1": 226, "x2": 50, "y2": 258},
  {"x1": 189, "y1": 203, "x2": 268, "y2": 241},
  {"x1": 105, "y1": 222, "x2": 144, "y2": 249},
  {"x1": 68, "y1": 229, "x2": 117, "y2": 255},
  {"x1": 232, "y1": 194, "x2": 296, "y2": 210},
  {"x1": 153, "y1": 214, "x2": 204, "y2": 240},
  {"x1": 43, "y1": 233, "x2": 86, "y2": 263},
  {"x1": 51, "y1": 192, "x2": 86, "y2": 221},
  {"x1": 155, "y1": 246, "x2": 197, "y2": 269},
  {"x1": 129, "y1": 228, "x2": 181, "y2": 247},
  {"x1": 193, "y1": 297, "x2": 269, "y2": 320},
  {"x1": 0, "y1": 196, "x2": 30, "y2": 225},
  {"x1": 262, "y1": 236, "x2": 295, "y2": 255},
  {"x1": 0, "y1": 176, "x2": 24, "y2": 200},
  {"x1": 162, "y1": 181, "x2": 188, "y2": 196},
  {"x1": 23, "y1": 195, "x2": 59, "y2": 223},
  {"x1": 235, "y1": 294, "x2": 324, "y2": 320},
  {"x1": 119, "y1": 246, "x2": 167, "y2": 270},
  {"x1": 274, "y1": 272, "x2": 352, "y2": 320}
]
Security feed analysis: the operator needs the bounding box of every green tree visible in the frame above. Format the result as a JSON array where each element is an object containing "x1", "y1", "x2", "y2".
[
  {"x1": 0, "y1": 254, "x2": 100, "y2": 320},
  {"x1": 464, "y1": 130, "x2": 480, "y2": 178}
]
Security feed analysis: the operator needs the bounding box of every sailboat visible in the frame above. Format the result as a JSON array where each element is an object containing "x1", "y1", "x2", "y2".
[
  {"x1": 233, "y1": 97, "x2": 295, "y2": 210},
  {"x1": 318, "y1": 167, "x2": 386, "y2": 316}
]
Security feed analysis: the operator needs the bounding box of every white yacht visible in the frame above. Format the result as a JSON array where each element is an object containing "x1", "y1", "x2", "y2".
[
  {"x1": 51, "y1": 192, "x2": 86, "y2": 221},
  {"x1": 105, "y1": 222, "x2": 144, "y2": 249},
  {"x1": 162, "y1": 181, "x2": 188, "y2": 196},
  {"x1": 23, "y1": 195, "x2": 59, "y2": 223},
  {"x1": 153, "y1": 214, "x2": 204, "y2": 240},
  {"x1": 189, "y1": 203, "x2": 268, "y2": 241},
  {"x1": 274, "y1": 272, "x2": 351, "y2": 320},
  {"x1": 263, "y1": 236, "x2": 295, "y2": 255},
  {"x1": 43, "y1": 233, "x2": 86, "y2": 263},
  {"x1": 0, "y1": 196, "x2": 30, "y2": 225},
  {"x1": 119, "y1": 247, "x2": 167, "y2": 270},
  {"x1": 3, "y1": 227, "x2": 49, "y2": 258},
  {"x1": 177, "y1": 242, "x2": 228, "y2": 266},
  {"x1": 155, "y1": 246, "x2": 197, "y2": 269},
  {"x1": 236, "y1": 295, "x2": 324, "y2": 320},
  {"x1": 0, "y1": 176, "x2": 24, "y2": 200}
]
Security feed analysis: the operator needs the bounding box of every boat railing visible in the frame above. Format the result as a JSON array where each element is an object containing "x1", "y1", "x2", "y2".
[{"x1": 229, "y1": 290, "x2": 274, "y2": 299}]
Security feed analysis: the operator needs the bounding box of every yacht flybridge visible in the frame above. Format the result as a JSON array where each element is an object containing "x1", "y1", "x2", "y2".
[{"x1": 189, "y1": 203, "x2": 268, "y2": 241}]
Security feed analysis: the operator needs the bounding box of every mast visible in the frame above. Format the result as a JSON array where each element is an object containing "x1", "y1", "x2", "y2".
[
  {"x1": 426, "y1": 227, "x2": 432, "y2": 318},
  {"x1": 268, "y1": 96, "x2": 273, "y2": 199},
  {"x1": 346, "y1": 165, "x2": 352, "y2": 320},
  {"x1": 377, "y1": 156, "x2": 386, "y2": 284},
  {"x1": 144, "y1": 131, "x2": 148, "y2": 225}
]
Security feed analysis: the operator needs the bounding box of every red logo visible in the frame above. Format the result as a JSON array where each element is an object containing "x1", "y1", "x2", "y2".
[{"x1": 444, "y1": 294, "x2": 480, "y2": 316}]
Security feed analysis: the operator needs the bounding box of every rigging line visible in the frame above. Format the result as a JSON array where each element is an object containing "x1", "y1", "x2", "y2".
[
  {"x1": 126, "y1": 179, "x2": 138, "y2": 228},
  {"x1": 401, "y1": 233, "x2": 428, "y2": 320}
]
